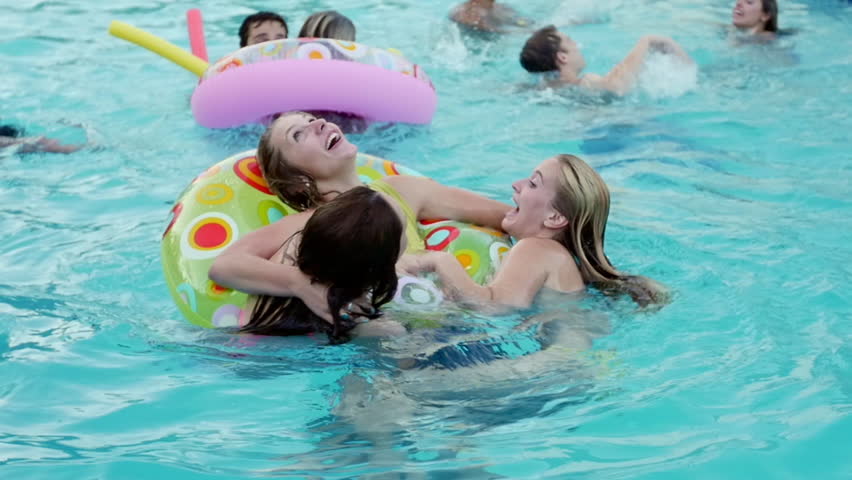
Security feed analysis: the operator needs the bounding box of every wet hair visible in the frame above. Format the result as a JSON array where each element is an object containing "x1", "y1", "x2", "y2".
[
  {"x1": 0, "y1": 124, "x2": 21, "y2": 137},
  {"x1": 239, "y1": 11, "x2": 289, "y2": 47},
  {"x1": 520, "y1": 25, "x2": 562, "y2": 73},
  {"x1": 241, "y1": 186, "x2": 402, "y2": 343},
  {"x1": 761, "y1": 0, "x2": 779, "y2": 32},
  {"x1": 550, "y1": 154, "x2": 668, "y2": 307},
  {"x1": 256, "y1": 112, "x2": 326, "y2": 211},
  {"x1": 298, "y1": 10, "x2": 356, "y2": 41}
]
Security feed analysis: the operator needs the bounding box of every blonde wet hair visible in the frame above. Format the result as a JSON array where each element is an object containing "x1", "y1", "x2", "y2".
[{"x1": 551, "y1": 154, "x2": 668, "y2": 307}]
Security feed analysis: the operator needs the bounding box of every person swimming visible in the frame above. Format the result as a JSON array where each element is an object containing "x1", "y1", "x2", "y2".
[
  {"x1": 732, "y1": 0, "x2": 778, "y2": 37},
  {"x1": 298, "y1": 10, "x2": 356, "y2": 41},
  {"x1": 0, "y1": 123, "x2": 82, "y2": 154},
  {"x1": 450, "y1": 0, "x2": 533, "y2": 34},
  {"x1": 238, "y1": 11, "x2": 288, "y2": 47},
  {"x1": 401, "y1": 154, "x2": 668, "y2": 309},
  {"x1": 519, "y1": 25, "x2": 693, "y2": 96}
]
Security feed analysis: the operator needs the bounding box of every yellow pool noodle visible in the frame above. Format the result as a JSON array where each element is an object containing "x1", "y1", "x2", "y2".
[{"x1": 109, "y1": 20, "x2": 209, "y2": 77}]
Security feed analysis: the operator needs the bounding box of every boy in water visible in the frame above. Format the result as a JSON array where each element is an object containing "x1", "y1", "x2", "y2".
[{"x1": 238, "y1": 11, "x2": 288, "y2": 47}]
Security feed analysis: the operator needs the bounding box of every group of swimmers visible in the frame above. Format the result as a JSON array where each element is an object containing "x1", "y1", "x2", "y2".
[
  {"x1": 205, "y1": 0, "x2": 787, "y2": 344},
  {"x1": 208, "y1": 112, "x2": 667, "y2": 343},
  {"x1": 238, "y1": 10, "x2": 356, "y2": 47},
  {"x1": 202, "y1": 0, "x2": 789, "y2": 344},
  {"x1": 4, "y1": 1, "x2": 784, "y2": 346}
]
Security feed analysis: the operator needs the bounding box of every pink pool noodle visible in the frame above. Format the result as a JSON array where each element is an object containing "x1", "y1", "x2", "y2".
[{"x1": 186, "y1": 9, "x2": 208, "y2": 62}]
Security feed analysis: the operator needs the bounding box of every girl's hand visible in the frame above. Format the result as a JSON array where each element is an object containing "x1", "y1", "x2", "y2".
[{"x1": 396, "y1": 252, "x2": 437, "y2": 276}]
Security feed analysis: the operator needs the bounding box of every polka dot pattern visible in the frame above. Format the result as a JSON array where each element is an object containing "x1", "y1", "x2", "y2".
[
  {"x1": 233, "y1": 156, "x2": 272, "y2": 195},
  {"x1": 162, "y1": 150, "x2": 510, "y2": 329},
  {"x1": 424, "y1": 226, "x2": 461, "y2": 251},
  {"x1": 394, "y1": 276, "x2": 443, "y2": 308},
  {"x1": 179, "y1": 212, "x2": 239, "y2": 260},
  {"x1": 196, "y1": 183, "x2": 234, "y2": 205},
  {"x1": 296, "y1": 42, "x2": 332, "y2": 60},
  {"x1": 163, "y1": 202, "x2": 182, "y2": 238},
  {"x1": 212, "y1": 304, "x2": 243, "y2": 328},
  {"x1": 330, "y1": 40, "x2": 368, "y2": 58}
]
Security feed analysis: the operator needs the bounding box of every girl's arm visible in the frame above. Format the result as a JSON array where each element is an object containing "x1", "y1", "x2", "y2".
[
  {"x1": 413, "y1": 238, "x2": 563, "y2": 308},
  {"x1": 583, "y1": 35, "x2": 692, "y2": 95},
  {"x1": 385, "y1": 175, "x2": 512, "y2": 230},
  {"x1": 208, "y1": 213, "x2": 333, "y2": 321}
]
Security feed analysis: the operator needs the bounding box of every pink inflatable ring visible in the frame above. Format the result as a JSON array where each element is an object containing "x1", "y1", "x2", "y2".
[{"x1": 191, "y1": 38, "x2": 437, "y2": 128}]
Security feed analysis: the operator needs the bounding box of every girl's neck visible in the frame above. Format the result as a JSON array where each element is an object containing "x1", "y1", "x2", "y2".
[
  {"x1": 557, "y1": 67, "x2": 583, "y2": 85},
  {"x1": 317, "y1": 171, "x2": 363, "y2": 204}
]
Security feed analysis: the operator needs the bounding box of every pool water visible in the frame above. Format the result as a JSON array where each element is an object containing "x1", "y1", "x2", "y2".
[{"x1": 1, "y1": 0, "x2": 851, "y2": 478}]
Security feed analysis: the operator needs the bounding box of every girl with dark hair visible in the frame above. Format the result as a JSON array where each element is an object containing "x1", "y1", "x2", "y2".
[
  {"x1": 209, "y1": 111, "x2": 511, "y2": 323},
  {"x1": 0, "y1": 123, "x2": 82, "y2": 154},
  {"x1": 519, "y1": 26, "x2": 693, "y2": 96},
  {"x1": 402, "y1": 155, "x2": 668, "y2": 309},
  {"x1": 732, "y1": 0, "x2": 778, "y2": 35},
  {"x1": 240, "y1": 186, "x2": 406, "y2": 343}
]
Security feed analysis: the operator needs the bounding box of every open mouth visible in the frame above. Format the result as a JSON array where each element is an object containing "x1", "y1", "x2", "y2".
[
  {"x1": 505, "y1": 197, "x2": 520, "y2": 219},
  {"x1": 326, "y1": 133, "x2": 341, "y2": 151}
]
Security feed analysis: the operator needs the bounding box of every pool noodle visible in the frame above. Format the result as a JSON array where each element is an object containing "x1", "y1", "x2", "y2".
[
  {"x1": 186, "y1": 9, "x2": 208, "y2": 62},
  {"x1": 108, "y1": 20, "x2": 208, "y2": 77}
]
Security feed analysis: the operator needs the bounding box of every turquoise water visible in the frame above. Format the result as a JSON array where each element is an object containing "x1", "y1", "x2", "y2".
[{"x1": 2, "y1": 0, "x2": 851, "y2": 478}]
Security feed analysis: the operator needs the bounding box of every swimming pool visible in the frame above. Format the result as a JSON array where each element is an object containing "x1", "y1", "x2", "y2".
[{"x1": 1, "y1": 0, "x2": 850, "y2": 478}]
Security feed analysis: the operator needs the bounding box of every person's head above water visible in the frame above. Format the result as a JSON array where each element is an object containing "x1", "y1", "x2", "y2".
[
  {"x1": 519, "y1": 25, "x2": 586, "y2": 75},
  {"x1": 239, "y1": 11, "x2": 289, "y2": 47},
  {"x1": 243, "y1": 186, "x2": 404, "y2": 343},
  {"x1": 502, "y1": 154, "x2": 666, "y2": 306},
  {"x1": 732, "y1": 0, "x2": 778, "y2": 33},
  {"x1": 298, "y1": 10, "x2": 356, "y2": 41},
  {"x1": 257, "y1": 111, "x2": 359, "y2": 211}
]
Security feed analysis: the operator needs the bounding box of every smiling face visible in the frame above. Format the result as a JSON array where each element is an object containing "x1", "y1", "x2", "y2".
[
  {"x1": 246, "y1": 20, "x2": 288, "y2": 46},
  {"x1": 502, "y1": 156, "x2": 567, "y2": 239},
  {"x1": 267, "y1": 113, "x2": 358, "y2": 181},
  {"x1": 732, "y1": 0, "x2": 769, "y2": 31}
]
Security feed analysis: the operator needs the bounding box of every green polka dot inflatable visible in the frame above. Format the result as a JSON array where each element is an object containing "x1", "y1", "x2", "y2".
[{"x1": 161, "y1": 150, "x2": 512, "y2": 328}]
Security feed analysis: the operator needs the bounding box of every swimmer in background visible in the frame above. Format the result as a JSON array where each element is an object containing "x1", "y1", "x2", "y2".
[
  {"x1": 731, "y1": 0, "x2": 779, "y2": 40},
  {"x1": 298, "y1": 10, "x2": 356, "y2": 41},
  {"x1": 401, "y1": 154, "x2": 668, "y2": 309},
  {"x1": 238, "y1": 11, "x2": 288, "y2": 47},
  {"x1": 0, "y1": 124, "x2": 82, "y2": 154},
  {"x1": 450, "y1": 0, "x2": 533, "y2": 34},
  {"x1": 297, "y1": 11, "x2": 365, "y2": 133},
  {"x1": 519, "y1": 25, "x2": 693, "y2": 96}
]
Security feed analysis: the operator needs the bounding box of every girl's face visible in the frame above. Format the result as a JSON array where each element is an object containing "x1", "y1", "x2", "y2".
[
  {"x1": 269, "y1": 113, "x2": 358, "y2": 180},
  {"x1": 732, "y1": 0, "x2": 768, "y2": 31},
  {"x1": 502, "y1": 156, "x2": 564, "y2": 239}
]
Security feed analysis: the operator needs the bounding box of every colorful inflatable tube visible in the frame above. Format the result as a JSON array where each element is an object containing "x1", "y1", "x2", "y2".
[
  {"x1": 191, "y1": 39, "x2": 437, "y2": 128},
  {"x1": 162, "y1": 150, "x2": 510, "y2": 328}
]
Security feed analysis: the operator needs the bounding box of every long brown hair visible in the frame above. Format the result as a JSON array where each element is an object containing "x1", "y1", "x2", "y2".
[
  {"x1": 256, "y1": 112, "x2": 326, "y2": 212},
  {"x1": 761, "y1": 0, "x2": 778, "y2": 32},
  {"x1": 241, "y1": 187, "x2": 402, "y2": 343},
  {"x1": 550, "y1": 155, "x2": 668, "y2": 307}
]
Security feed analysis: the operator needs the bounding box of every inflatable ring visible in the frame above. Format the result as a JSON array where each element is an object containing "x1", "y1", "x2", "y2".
[
  {"x1": 162, "y1": 150, "x2": 512, "y2": 328},
  {"x1": 191, "y1": 39, "x2": 437, "y2": 128}
]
